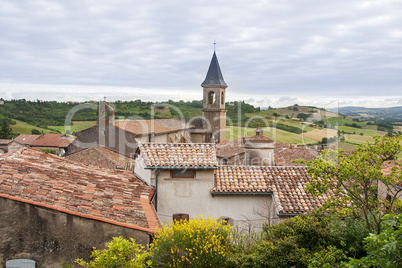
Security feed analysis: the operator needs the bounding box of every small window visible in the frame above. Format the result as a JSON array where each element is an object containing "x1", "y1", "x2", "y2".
[
  {"x1": 219, "y1": 217, "x2": 234, "y2": 226},
  {"x1": 173, "y1": 213, "x2": 189, "y2": 222},
  {"x1": 172, "y1": 169, "x2": 195, "y2": 178},
  {"x1": 221, "y1": 92, "x2": 224, "y2": 105}
]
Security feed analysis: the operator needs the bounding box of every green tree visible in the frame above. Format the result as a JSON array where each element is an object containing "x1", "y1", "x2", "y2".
[
  {"x1": 75, "y1": 236, "x2": 149, "y2": 268},
  {"x1": 31, "y1": 129, "x2": 41, "y2": 135},
  {"x1": 347, "y1": 214, "x2": 402, "y2": 267},
  {"x1": 300, "y1": 135, "x2": 402, "y2": 234},
  {"x1": 0, "y1": 117, "x2": 13, "y2": 139}
]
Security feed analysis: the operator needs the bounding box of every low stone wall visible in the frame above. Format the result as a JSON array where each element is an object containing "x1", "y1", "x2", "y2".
[{"x1": 0, "y1": 198, "x2": 150, "y2": 267}]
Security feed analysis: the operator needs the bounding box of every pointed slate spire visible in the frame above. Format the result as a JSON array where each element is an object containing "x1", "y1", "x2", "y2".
[{"x1": 201, "y1": 52, "x2": 227, "y2": 87}]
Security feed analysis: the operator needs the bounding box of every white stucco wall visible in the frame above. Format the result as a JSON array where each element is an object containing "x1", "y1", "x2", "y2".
[
  {"x1": 154, "y1": 169, "x2": 280, "y2": 230},
  {"x1": 134, "y1": 155, "x2": 151, "y2": 185}
]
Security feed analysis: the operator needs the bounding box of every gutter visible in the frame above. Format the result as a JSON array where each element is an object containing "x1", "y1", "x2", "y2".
[
  {"x1": 146, "y1": 166, "x2": 217, "y2": 170},
  {"x1": 211, "y1": 191, "x2": 272, "y2": 196},
  {"x1": 154, "y1": 169, "x2": 161, "y2": 211},
  {"x1": 149, "y1": 188, "x2": 161, "y2": 224}
]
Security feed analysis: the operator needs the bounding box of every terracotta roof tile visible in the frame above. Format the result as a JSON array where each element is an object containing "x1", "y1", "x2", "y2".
[
  {"x1": 213, "y1": 166, "x2": 333, "y2": 215},
  {"x1": 30, "y1": 134, "x2": 75, "y2": 148},
  {"x1": 244, "y1": 135, "x2": 274, "y2": 144},
  {"x1": 216, "y1": 138, "x2": 245, "y2": 158},
  {"x1": 0, "y1": 148, "x2": 160, "y2": 233},
  {"x1": 139, "y1": 142, "x2": 218, "y2": 168},
  {"x1": 14, "y1": 134, "x2": 42, "y2": 145},
  {"x1": 275, "y1": 146, "x2": 320, "y2": 166},
  {"x1": 0, "y1": 139, "x2": 13, "y2": 145},
  {"x1": 115, "y1": 118, "x2": 193, "y2": 135},
  {"x1": 66, "y1": 146, "x2": 134, "y2": 170}
]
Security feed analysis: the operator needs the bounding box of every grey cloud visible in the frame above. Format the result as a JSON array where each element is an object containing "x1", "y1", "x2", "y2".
[{"x1": 0, "y1": 0, "x2": 401, "y2": 103}]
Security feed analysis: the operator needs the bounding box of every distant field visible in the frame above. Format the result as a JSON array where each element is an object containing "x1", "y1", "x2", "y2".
[
  {"x1": 49, "y1": 121, "x2": 96, "y2": 134},
  {"x1": 226, "y1": 126, "x2": 317, "y2": 145},
  {"x1": 337, "y1": 126, "x2": 380, "y2": 136},
  {"x1": 11, "y1": 119, "x2": 55, "y2": 135},
  {"x1": 342, "y1": 134, "x2": 375, "y2": 145},
  {"x1": 303, "y1": 128, "x2": 338, "y2": 141},
  {"x1": 338, "y1": 142, "x2": 357, "y2": 152}
]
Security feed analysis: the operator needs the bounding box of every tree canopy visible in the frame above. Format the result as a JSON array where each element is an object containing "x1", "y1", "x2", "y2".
[{"x1": 301, "y1": 135, "x2": 402, "y2": 234}]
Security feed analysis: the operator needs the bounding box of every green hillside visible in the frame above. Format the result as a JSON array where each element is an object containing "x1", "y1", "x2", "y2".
[
  {"x1": 11, "y1": 119, "x2": 58, "y2": 135},
  {"x1": 2, "y1": 99, "x2": 395, "y2": 150},
  {"x1": 49, "y1": 121, "x2": 96, "y2": 134}
]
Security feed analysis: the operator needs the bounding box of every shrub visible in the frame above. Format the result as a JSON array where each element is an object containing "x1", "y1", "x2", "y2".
[
  {"x1": 227, "y1": 214, "x2": 366, "y2": 268},
  {"x1": 39, "y1": 148, "x2": 57, "y2": 155},
  {"x1": 75, "y1": 236, "x2": 149, "y2": 267},
  {"x1": 149, "y1": 216, "x2": 231, "y2": 267},
  {"x1": 275, "y1": 122, "x2": 302, "y2": 134}
]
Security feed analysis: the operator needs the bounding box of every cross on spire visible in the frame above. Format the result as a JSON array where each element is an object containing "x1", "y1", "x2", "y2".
[{"x1": 214, "y1": 40, "x2": 217, "y2": 52}]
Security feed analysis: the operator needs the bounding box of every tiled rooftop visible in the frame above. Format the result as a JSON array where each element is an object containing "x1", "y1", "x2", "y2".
[
  {"x1": 213, "y1": 166, "x2": 333, "y2": 215},
  {"x1": 115, "y1": 118, "x2": 193, "y2": 135},
  {"x1": 0, "y1": 139, "x2": 12, "y2": 145},
  {"x1": 0, "y1": 148, "x2": 160, "y2": 233},
  {"x1": 275, "y1": 146, "x2": 320, "y2": 166},
  {"x1": 14, "y1": 134, "x2": 42, "y2": 145},
  {"x1": 66, "y1": 146, "x2": 134, "y2": 171},
  {"x1": 244, "y1": 135, "x2": 275, "y2": 144},
  {"x1": 139, "y1": 142, "x2": 218, "y2": 168},
  {"x1": 30, "y1": 133, "x2": 75, "y2": 148},
  {"x1": 216, "y1": 138, "x2": 245, "y2": 159}
]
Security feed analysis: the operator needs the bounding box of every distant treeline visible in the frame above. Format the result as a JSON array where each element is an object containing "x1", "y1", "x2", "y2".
[{"x1": 1, "y1": 99, "x2": 259, "y2": 128}]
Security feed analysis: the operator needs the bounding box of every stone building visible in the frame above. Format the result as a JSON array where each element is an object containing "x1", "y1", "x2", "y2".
[
  {"x1": 0, "y1": 148, "x2": 159, "y2": 267},
  {"x1": 0, "y1": 139, "x2": 24, "y2": 154},
  {"x1": 201, "y1": 51, "x2": 227, "y2": 144},
  {"x1": 244, "y1": 127, "x2": 275, "y2": 166},
  {"x1": 73, "y1": 102, "x2": 197, "y2": 157},
  {"x1": 27, "y1": 133, "x2": 75, "y2": 156}
]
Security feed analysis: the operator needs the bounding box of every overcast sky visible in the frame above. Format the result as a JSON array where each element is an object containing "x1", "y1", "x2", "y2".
[{"x1": 1, "y1": 0, "x2": 401, "y2": 108}]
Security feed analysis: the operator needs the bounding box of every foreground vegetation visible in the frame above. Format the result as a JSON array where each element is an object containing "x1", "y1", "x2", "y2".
[{"x1": 71, "y1": 213, "x2": 401, "y2": 268}]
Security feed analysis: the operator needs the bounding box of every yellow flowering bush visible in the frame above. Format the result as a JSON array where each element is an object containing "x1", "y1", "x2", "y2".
[{"x1": 149, "y1": 216, "x2": 231, "y2": 267}]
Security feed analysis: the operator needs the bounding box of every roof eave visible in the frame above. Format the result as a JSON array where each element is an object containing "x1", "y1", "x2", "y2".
[
  {"x1": 146, "y1": 166, "x2": 217, "y2": 170},
  {"x1": 211, "y1": 191, "x2": 272, "y2": 196}
]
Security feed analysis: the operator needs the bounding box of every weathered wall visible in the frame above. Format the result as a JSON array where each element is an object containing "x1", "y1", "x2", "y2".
[
  {"x1": 245, "y1": 143, "x2": 275, "y2": 166},
  {"x1": 378, "y1": 180, "x2": 402, "y2": 201},
  {"x1": 75, "y1": 125, "x2": 138, "y2": 157},
  {"x1": 0, "y1": 198, "x2": 150, "y2": 268}
]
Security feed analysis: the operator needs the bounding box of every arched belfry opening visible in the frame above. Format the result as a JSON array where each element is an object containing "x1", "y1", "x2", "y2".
[
  {"x1": 208, "y1": 91, "x2": 215, "y2": 105},
  {"x1": 201, "y1": 51, "x2": 227, "y2": 144}
]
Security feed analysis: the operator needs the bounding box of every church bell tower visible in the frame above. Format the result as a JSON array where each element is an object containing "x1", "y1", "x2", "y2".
[{"x1": 201, "y1": 51, "x2": 227, "y2": 143}]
